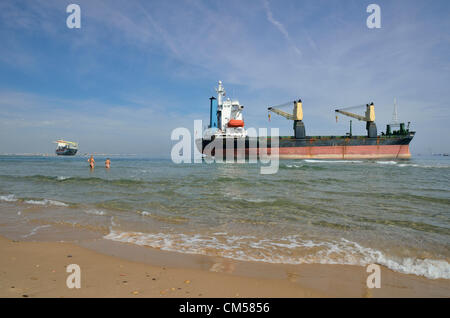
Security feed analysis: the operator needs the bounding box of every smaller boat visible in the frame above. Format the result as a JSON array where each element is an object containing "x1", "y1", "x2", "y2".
[
  {"x1": 227, "y1": 119, "x2": 245, "y2": 127},
  {"x1": 54, "y1": 140, "x2": 78, "y2": 156}
]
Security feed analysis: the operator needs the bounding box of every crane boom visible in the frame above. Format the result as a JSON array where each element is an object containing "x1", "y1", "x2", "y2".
[
  {"x1": 335, "y1": 109, "x2": 366, "y2": 121},
  {"x1": 335, "y1": 103, "x2": 377, "y2": 138},
  {"x1": 268, "y1": 99, "x2": 306, "y2": 138},
  {"x1": 268, "y1": 107, "x2": 295, "y2": 120},
  {"x1": 268, "y1": 100, "x2": 303, "y2": 121},
  {"x1": 335, "y1": 103, "x2": 375, "y2": 122}
]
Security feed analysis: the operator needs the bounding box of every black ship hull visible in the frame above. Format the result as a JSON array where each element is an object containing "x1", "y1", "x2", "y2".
[{"x1": 55, "y1": 148, "x2": 78, "y2": 156}]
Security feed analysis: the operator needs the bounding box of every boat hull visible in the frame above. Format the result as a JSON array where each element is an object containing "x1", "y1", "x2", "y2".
[
  {"x1": 55, "y1": 148, "x2": 78, "y2": 156},
  {"x1": 199, "y1": 133, "x2": 415, "y2": 160}
]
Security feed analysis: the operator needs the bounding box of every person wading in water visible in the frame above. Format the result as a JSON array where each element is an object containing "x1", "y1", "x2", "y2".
[{"x1": 88, "y1": 155, "x2": 95, "y2": 169}]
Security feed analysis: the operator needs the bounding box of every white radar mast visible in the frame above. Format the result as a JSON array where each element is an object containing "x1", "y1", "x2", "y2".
[
  {"x1": 216, "y1": 80, "x2": 225, "y2": 106},
  {"x1": 392, "y1": 97, "x2": 399, "y2": 125}
]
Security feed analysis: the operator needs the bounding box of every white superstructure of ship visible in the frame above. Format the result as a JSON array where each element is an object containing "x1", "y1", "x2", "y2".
[
  {"x1": 54, "y1": 139, "x2": 78, "y2": 156},
  {"x1": 203, "y1": 81, "x2": 247, "y2": 140}
]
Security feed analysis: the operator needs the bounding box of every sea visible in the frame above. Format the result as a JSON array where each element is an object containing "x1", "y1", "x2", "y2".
[{"x1": 0, "y1": 155, "x2": 449, "y2": 280}]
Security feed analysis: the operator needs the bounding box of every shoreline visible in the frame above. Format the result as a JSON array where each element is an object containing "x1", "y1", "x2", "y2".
[{"x1": 0, "y1": 235, "x2": 449, "y2": 298}]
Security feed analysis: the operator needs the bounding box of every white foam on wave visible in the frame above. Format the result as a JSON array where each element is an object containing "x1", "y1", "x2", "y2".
[
  {"x1": 224, "y1": 192, "x2": 275, "y2": 203},
  {"x1": 1, "y1": 195, "x2": 69, "y2": 207},
  {"x1": 84, "y1": 209, "x2": 106, "y2": 216},
  {"x1": 0, "y1": 194, "x2": 18, "y2": 202},
  {"x1": 46, "y1": 200, "x2": 68, "y2": 207},
  {"x1": 336, "y1": 239, "x2": 450, "y2": 280},
  {"x1": 22, "y1": 224, "x2": 51, "y2": 238},
  {"x1": 375, "y1": 162, "x2": 449, "y2": 169},
  {"x1": 397, "y1": 163, "x2": 450, "y2": 169},
  {"x1": 398, "y1": 163, "x2": 420, "y2": 167},
  {"x1": 294, "y1": 160, "x2": 448, "y2": 169},
  {"x1": 243, "y1": 198, "x2": 275, "y2": 203},
  {"x1": 376, "y1": 161, "x2": 397, "y2": 165},
  {"x1": 103, "y1": 231, "x2": 450, "y2": 280},
  {"x1": 24, "y1": 199, "x2": 68, "y2": 207},
  {"x1": 57, "y1": 176, "x2": 70, "y2": 181},
  {"x1": 304, "y1": 160, "x2": 363, "y2": 164}
]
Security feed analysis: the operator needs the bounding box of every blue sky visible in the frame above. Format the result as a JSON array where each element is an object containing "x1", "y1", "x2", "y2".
[{"x1": 0, "y1": 0, "x2": 449, "y2": 155}]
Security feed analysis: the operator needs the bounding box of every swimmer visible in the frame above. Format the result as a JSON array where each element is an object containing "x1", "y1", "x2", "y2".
[
  {"x1": 105, "y1": 158, "x2": 111, "y2": 169},
  {"x1": 88, "y1": 155, "x2": 95, "y2": 169}
]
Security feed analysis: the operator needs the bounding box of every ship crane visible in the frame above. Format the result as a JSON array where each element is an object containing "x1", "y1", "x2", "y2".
[
  {"x1": 335, "y1": 103, "x2": 377, "y2": 138},
  {"x1": 268, "y1": 99, "x2": 306, "y2": 139}
]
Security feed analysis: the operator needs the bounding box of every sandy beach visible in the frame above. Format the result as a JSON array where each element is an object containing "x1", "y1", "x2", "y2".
[{"x1": 0, "y1": 235, "x2": 448, "y2": 298}]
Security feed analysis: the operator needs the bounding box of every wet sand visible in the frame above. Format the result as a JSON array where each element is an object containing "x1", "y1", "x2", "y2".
[{"x1": 0, "y1": 235, "x2": 449, "y2": 298}]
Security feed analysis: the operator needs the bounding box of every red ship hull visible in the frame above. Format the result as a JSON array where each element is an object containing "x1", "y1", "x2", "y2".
[
  {"x1": 247, "y1": 144, "x2": 411, "y2": 159},
  {"x1": 200, "y1": 133, "x2": 415, "y2": 160}
]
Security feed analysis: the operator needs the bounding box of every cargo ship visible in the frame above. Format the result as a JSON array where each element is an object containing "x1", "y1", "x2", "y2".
[
  {"x1": 54, "y1": 140, "x2": 78, "y2": 156},
  {"x1": 198, "y1": 81, "x2": 415, "y2": 160}
]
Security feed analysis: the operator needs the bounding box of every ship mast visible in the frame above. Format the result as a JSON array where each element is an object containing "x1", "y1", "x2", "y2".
[
  {"x1": 216, "y1": 80, "x2": 225, "y2": 107},
  {"x1": 391, "y1": 97, "x2": 399, "y2": 126}
]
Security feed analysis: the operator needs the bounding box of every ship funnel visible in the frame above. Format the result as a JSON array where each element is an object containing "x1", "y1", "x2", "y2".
[{"x1": 209, "y1": 96, "x2": 218, "y2": 130}]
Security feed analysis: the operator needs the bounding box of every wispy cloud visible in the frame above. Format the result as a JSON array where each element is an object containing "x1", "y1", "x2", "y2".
[{"x1": 262, "y1": 0, "x2": 302, "y2": 57}]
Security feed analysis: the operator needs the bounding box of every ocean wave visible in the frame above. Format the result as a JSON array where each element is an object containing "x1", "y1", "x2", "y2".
[
  {"x1": 280, "y1": 163, "x2": 326, "y2": 171},
  {"x1": 103, "y1": 231, "x2": 450, "y2": 280},
  {"x1": 376, "y1": 161, "x2": 398, "y2": 165},
  {"x1": 135, "y1": 211, "x2": 188, "y2": 224},
  {"x1": 291, "y1": 160, "x2": 450, "y2": 169},
  {"x1": 215, "y1": 176, "x2": 255, "y2": 186},
  {"x1": 242, "y1": 198, "x2": 276, "y2": 203},
  {"x1": 282, "y1": 160, "x2": 362, "y2": 170},
  {"x1": 84, "y1": 209, "x2": 107, "y2": 216},
  {"x1": 223, "y1": 193, "x2": 276, "y2": 203},
  {"x1": 22, "y1": 225, "x2": 51, "y2": 238},
  {"x1": 1, "y1": 193, "x2": 71, "y2": 207},
  {"x1": 0, "y1": 194, "x2": 18, "y2": 202},
  {"x1": 397, "y1": 163, "x2": 450, "y2": 169},
  {"x1": 0, "y1": 174, "x2": 147, "y2": 187},
  {"x1": 304, "y1": 160, "x2": 363, "y2": 164},
  {"x1": 24, "y1": 199, "x2": 68, "y2": 207}
]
